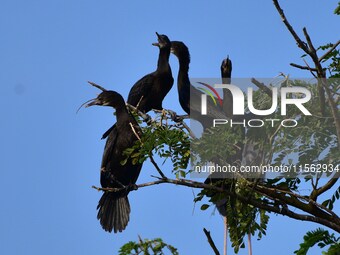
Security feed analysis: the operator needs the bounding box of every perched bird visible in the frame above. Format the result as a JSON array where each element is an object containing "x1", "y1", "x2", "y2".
[
  {"x1": 127, "y1": 32, "x2": 174, "y2": 112},
  {"x1": 169, "y1": 41, "x2": 191, "y2": 114},
  {"x1": 221, "y1": 57, "x2": 233, "y2": 118},
  {"x1": 205, "y1": 57, "x2": 261, "y2": 255},
  {"x1": 170, "y1": 41, "x2": 227, "y2": 129},
  {"x1": 90, "y1": 33, "x2": 173, "y2": 233},
  {"x1": 204, "y1": 55, "x2": 240, "y2": 210},
  {"x1": 102, "y1": 32, "x2": 173, "y2": 140},
  {"x1": 86, "y1": 89, "x2": 143, "y2": 233}
]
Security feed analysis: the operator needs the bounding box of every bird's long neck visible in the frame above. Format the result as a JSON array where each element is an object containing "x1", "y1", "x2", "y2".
[
  {"x1": 221, "y1": 66, "x2": 233, "y2": 117},
  {"x1": 157, "y1": 47, "x2": 171, "y2": 73},
  {"x1": 177, "y1": 57, "x2": 190, "y2": 90},
  {"x1": 221, "y1": 71, "x2": 231, "y2": 84},
  {"x1": 113, "y1": 99, "x2": 131, "y2": 126}
]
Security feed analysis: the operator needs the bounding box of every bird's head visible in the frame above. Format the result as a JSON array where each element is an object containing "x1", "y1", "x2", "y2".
[
  {"x1": 152, "y1": 32, "x2": 171, "y2": 49},
  {"x1": 170, "y1": 41, "x2": 190, "y2": 61},
  {"x1": 77, "y1": 82, "x2": 125, "y2": 113},
  {"x1": 85, "y1": 91, "x2": 125, "y2": 109},
  {"x1": 221, "y1": 56, "x2": 232, "y2": 77}
]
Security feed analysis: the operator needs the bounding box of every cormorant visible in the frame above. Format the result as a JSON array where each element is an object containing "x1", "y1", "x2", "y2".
[
  {"x1": 221, "y1": 57, "x2": 233, "y2": 118},
  {"x1": 90, "y1": 33, "x2": 173, "y2": 233},
  {"x1": 170, "y1": 41, "x2": 227, "y2": 129},
  {"x1": 86, "y1": 90, "x2": 143, "y2": 233},
  {"x1": 127, "y1": 32, "x2": 174, "y2": 112},
  {"x1": 102, "y1": 32, "x2": 173, "y2": 140},
  {"x1": 204, "y1": 55, "x2": 240, "y2": 211}
]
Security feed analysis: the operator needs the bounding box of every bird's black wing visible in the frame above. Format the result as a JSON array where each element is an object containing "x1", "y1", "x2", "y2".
[
  {"x1": 101, "y1": 124, "x2": 115, "y2": 140},
  {"x1": 101, "y1": 124, "x2": 118, "y2": 171},
  {"x1": 127, "y1": 73, "x2": 155, "y2": 107}
]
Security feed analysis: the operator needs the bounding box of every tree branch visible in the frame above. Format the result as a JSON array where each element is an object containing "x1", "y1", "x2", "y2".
[
  {"x1": 290, "y1": 63, "x2": 317, "y2": 71},
  {"x1": 126, "y1": 104, "x2": 152, "y2": 123},
  {"x1": 92, "y1": 174, "x2": 340, "y2": 232},
  {"x1": 273, "y1": 0, "x2": 327, "y2": 115},
  {"x1": 303, "y1": 27, "x2": 317, "y2": 56},
  {"x1": 272, "y1": 0, "x2": 309, "y2": 53},
  {"x1": 203, "y1": 228, "x2": 221, "y2": 255},
  {"x1": 87, "y1": 81, "x2": 107, "y2": 91},
  {"x1": 310, "y1": 174, "x2": 340, "y2": 200},
  {"x1": 250, "y1": 78, "x2": 273, "y2": 97},
  {"x1": 149, "y1": 154, "x2": 167, "y2": 179}
]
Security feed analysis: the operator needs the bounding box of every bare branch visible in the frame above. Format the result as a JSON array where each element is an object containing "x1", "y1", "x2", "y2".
[
  {"x1": 149, "y1": 154, "x2": 167, "y2": 179},
  {"x1": 129, "y1": 122, "x2": 142, "y2": 141},
  {"x1": 290, "y1": 63, "x2": 317, "y2": 71},
  {"x1": 182, "y1": 122, "x2": 196, "y2": 138},
  {"x1": 87, "y1": 81, "x2": 107, "y2": 91},
  {"x1": 92, "y1": 174, "x2": 340, "y2": 232},
  {"x1": 302, "y1": 58, "x2": 318, "y2": 78},
  {"x1": 303, "y1": 27, "x2": 317, "y2": 56},
  {"x1": 203, "y1": 228, "x2": 220, "y2": 255},
  {"x1": 126, "y1": 104, "x2": 152, "y2": 123},
  {"x1": 311, "y1": 174, "x2": 340, "y2": 200},
  {"x1": 272, "y1": 0, "x2": 309, "y2": 53},
  {"x1": 250, "y1": 78, "x2": 273, "y2": 97},
  {"x1": 253, "y1": 182, "x2": 338, "y2": 219}
]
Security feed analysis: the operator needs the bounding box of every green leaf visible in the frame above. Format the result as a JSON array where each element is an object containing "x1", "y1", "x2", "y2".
[{"x1": 200, "y1": 204, "x2": 210, "y2": 210}]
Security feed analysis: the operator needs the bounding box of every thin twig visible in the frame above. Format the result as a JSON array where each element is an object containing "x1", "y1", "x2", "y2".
[
  {"x1": 136, "y1": 95, "x2": 144, "y2": 110},
  {"x1": 303, "y1": 27, "x2": 317, "y2": 56},
  {"x1": 272, "y1": 0, "x2": 309, "y2": 53},
  {"x1": 149, "y1": 154, "x2": 167, "y2": 179},
  {"x1": 154, "y1": 108, "x2": 196, "y2": 138},
  {"x1": 181, "y1": 121, "x2": 196, "y2": 139},
  {"x1": 129, "y1": 122, "x2": 141, "y2": 141},
  {"x1": 203, "y1": 228, "x2": 220, "y2": 255},
  {"x1": 126, "y1": 104, "x2": 151, "y2": 123},
  {"x1": 302, "y1": 58, "x2": 317, "y2": 78},
  {"x1": 290, "y1": 63, "x2": 318, "y2": 71},
  {"x1": 87, "y1": 81, "x2": 107, "y2": 91}
]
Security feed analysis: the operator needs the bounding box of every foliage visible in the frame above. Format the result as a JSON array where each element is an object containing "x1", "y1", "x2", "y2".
[
  {"x1": 334, "y1": 2, "x2": 340, "y2": 15},
  {"x1": 117, "y1": 2, "x2": 340, "y2": 254},
  {"x1": 195, "y1": 180, "x2": 270, "y2": 253},
  {"x1": 294, "y1": 228, "x2": 340, "y2": 255},
  {"x1": 122, "y1": 112, "x2": 191, "y2": 178},
  {"x1": 119, "y1": 237, "x2": 178, "y2": 255},
  {"x1": 319, "y1": 43, "x2": 340, "y2": 78}
]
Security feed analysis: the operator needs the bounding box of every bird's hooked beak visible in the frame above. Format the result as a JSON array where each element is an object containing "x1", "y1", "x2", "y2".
[
  {"x1": 76, "y1": 97, "x2": 98, "y2": 113},
  {"x1": 76, "y1": 81, "x2": 108, "y2": 113},
  {"x1": 85, "y1": 98, "x2": 101, "y2": 107},
  {"x1": 152, "y1": 32, "x2": 161, "y2": 47}
]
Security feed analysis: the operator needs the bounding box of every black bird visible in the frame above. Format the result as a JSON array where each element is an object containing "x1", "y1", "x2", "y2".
[
  {"x1": 127, "y1": 32, "x2": 174, "y2": 112},
  {"x1": 221, "y1": 57, "x2": 233, "y2": 118},
  {"x1": 204, "y1": 56, "x2": 239, "y2": 211},
  {"x1": 101, "y1": 32, "x2": 173, "y2": 140},
  {"x1": 86, "y1": 89, "x2": 143, "y2": 233},
  {"x1": 91, "y1": 33, "x2": 173, "y2": 233},
  {"x1": 170, "y1": 41, "x2": 227, "y2": 129}
]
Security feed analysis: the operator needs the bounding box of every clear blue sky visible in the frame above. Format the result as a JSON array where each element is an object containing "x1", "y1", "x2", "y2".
[{"x1": 0, "y1": 0, "x2": 339, "y2": 254}]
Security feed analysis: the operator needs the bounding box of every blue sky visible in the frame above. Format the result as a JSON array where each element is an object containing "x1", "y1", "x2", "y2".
[{"x1": 0, "y1": 0, "x2": 339, "y2": 254}]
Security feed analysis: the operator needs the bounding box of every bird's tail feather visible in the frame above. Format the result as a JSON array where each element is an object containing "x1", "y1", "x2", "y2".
[{"x1": 97, "y1": 192, "x2": 130, "y2": 233}]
